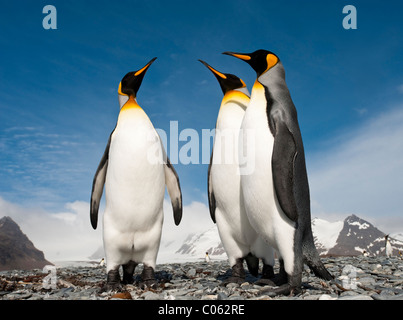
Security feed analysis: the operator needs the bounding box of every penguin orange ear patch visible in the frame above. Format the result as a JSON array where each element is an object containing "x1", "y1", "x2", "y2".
[
  {"x1": 265, "y1": 54, "x2": 279, "y2": 73},
  {"x1": 118, "y1": 82, "x2": 128, "y2": 96}
]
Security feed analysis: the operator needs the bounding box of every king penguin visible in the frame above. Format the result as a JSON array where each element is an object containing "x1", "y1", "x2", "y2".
[
  {"x1": 205, "y1": 252, "x2": 211, "y2": 263},
  {"x1": 200, "y1": 60, "x2": 276, "y2": 284},
  {"x1": 223, "y1": 50, "x2": 333, "y2": 295},
  {"x1": 385, "y1": 235, "x2": 393, "y2": 258},
  {"x1": 90, "y1": 57, "x2": 183, "y2": 289}
]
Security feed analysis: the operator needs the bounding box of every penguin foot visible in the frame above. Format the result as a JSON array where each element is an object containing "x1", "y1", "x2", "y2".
[
  {"x1": 221, "y1": 258, "x2": 247, "y2": 286},
  {"x1": 257, "y1": 271, "x2": 303, "y2": 296},
  {"x1": 221, "y1": 276, "x2": 246, "y2": 286},
  {"x1": 254, "y1": 263, "x2": 276, "y2": 286},
  {"x1": 139, "y1": 265, "x2": 158, "y2": 289},
  {"x1": 254, "y1": 277, "x2": 277, "y2": 286},
  {"x1": 102, "y1": 282, "x2": 123, "y2": 292},
  {"x1": 101, "y1": 269, "x2": 122, "y2": 292}
]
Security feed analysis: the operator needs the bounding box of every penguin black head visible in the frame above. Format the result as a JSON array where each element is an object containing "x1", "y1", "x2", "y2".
[
  {"x1": 222, "y1": 50, "x2": 279, "y2": 77},
  {"x1": 118, "y1": 57, "x2": 157, "y2": 99},
  {"x1": 198, "y1": 59, "x2": 246, "y2": 95}
]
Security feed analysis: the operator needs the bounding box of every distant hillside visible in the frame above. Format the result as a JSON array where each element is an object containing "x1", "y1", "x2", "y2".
[
  {"x1": 312, "y1": 214, "x2": 403, "y2": 256},
  {"x1": 0, "y1": 216, "x2": 52, "y2": 271}
]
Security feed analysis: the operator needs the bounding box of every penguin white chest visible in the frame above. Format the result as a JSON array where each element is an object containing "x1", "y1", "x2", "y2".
[
  {"x1": 211, "y1": 101, "x2": 259, "y2": 247},
  {"x1": 239, "y1": 83, "x2": 296, "y2": 254},
  {"x1": 105, "y1": 108, "x2": 165, "y2": 230},
  {"x1": 386, "y1": 240, "x2": 393, "y2": 257},
  {"x1": 211, "y1": 103, "x2": 245, "y2": 201}
]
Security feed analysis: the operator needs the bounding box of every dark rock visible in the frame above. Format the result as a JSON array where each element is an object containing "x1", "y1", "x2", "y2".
[{"x1": 0, "y1": 216, "x2": 52, "y2": 271}]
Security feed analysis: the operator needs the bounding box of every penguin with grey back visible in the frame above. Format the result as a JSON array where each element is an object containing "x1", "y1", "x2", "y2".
[
  {"x1": 90, "y1": 57, "x2": 182, "y2": 290},
  {"x1": 200, "y1": 60, "x2": 276, "y2": 284},
  {"x1": 223, "y1": 49, "x2": 332, "y2": 295}
]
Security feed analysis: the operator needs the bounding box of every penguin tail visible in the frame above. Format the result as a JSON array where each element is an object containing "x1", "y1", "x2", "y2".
[
  {"x1": 302, "y1": 235, "x2": 333, "y2": 281},
  {"x1": 244, "y1": 253, "x2": 259, "y2": 277}
]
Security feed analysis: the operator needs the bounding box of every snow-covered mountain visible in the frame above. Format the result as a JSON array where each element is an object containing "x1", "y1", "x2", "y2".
[
  {"x1": 89, "y1": 214, "x2": 403, "y2": 264},
  {"x1": 175, "y1": 227, "x2": 225, "y2": 257},
  {"x1": 0, "y1": 216, "x2": 53, "y2": 271},
  {"x1": 313, "y1": 214, "x2": 403, "y2": 257},
  {"x1": 165, "y1": 214, "x2": 403, "y2": 261},
  {"x1": 157, "y1": 226, "x2": 227, "y2": 264}
]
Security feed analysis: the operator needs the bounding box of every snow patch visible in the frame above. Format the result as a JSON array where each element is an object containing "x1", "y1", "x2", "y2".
[
  {"x1": 391, "y1": 232, "x2": 403, "y2": 242},
  {"x1": 311, "y1": 218, "x2": 344, "y2": 250},
  {"x1": 349, "y1": 221, "x2": 370, "y2": 229}
]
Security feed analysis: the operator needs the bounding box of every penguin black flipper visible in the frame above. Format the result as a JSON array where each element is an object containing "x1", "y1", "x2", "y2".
[
  {"x1": 207, "y1": 149, "x2": 216, "y2": 223},
  {"x1": 271, "y1": 115, "x2": 298, "y2": 223},
  {"x1": 164, "y1": 156, "x2": 183, "y2": 226},
  {"x1": 90, "y1": 131, "x2": 113, "y2": 230},
  {"x1": 272, "y1": 114, "x2": 333, "y2": 281}
]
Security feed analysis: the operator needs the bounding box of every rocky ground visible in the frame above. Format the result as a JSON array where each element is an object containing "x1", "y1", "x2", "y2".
[{"x1": 1, "y1": 256, "x2": 403, "y2": 301}]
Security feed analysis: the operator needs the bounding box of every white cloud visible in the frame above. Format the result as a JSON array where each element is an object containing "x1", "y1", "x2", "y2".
[
  {"x1": 308, "y1": 106, "x2": 403, "y2": 233},
  {"x1": 161, "y1": 199, "x2": 213, "y2": 243},
  {"x1": 0, "y1": 197, "x2": 103, "y2": 262}
]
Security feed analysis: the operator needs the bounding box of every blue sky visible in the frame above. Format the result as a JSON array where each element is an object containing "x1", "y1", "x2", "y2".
[{"x1": 0, "y1": 1, "x2": 403, "y2": 260}]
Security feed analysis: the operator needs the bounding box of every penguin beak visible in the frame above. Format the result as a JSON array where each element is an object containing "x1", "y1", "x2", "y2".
[
  {"x1": 198, "y1": 60, "x2": 227, "y2": 80},
  {"x1": 134, "y1": 57, "x2": 157, "y2": 77},
  {"x1": 199, "y1": 59, "x2": 246, "y2": 94},
  {"x1": 198, "y1": 59, "x2": 230, "y2": 94},
  {"x1": 222, "y1": 52, "x2": 252, "y2": 61}
]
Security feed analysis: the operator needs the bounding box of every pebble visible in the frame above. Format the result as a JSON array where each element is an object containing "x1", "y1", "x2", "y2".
[
  {"x1": 0, "y1": 256, "x2": 402, "y2": 300},
  {"x1": 140, "y1": 291, "x2": 160, "y2": 300},
  {"x1": 338, "y1": 295, "x2": 373, "y2": 300}
]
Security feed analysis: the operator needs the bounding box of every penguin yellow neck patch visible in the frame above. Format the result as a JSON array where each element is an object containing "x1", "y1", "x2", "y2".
[
  {"x1": 252, "y1": 80, "x2": 265, "y2": 93},
  {"x1": 222, "y1": 90, "x2": 250, "y2": 106},
  {"x1": 121, "y1": 96, "x2": 141, "y2": 111}
]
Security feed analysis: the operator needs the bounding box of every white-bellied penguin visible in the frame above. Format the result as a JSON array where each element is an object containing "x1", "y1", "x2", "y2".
[
  {"x1": 90, "y1": 57, "x2": 182, "y2": 290},
  {"x1": 385, "y1": 235, "x2": 393, "y2": 258},
  {"x1": 200, "y1": 59, "x2": 276, "y2": 284},
  {"x1": 223, "y1": 50, "x2": 333, "y2": 295}
]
